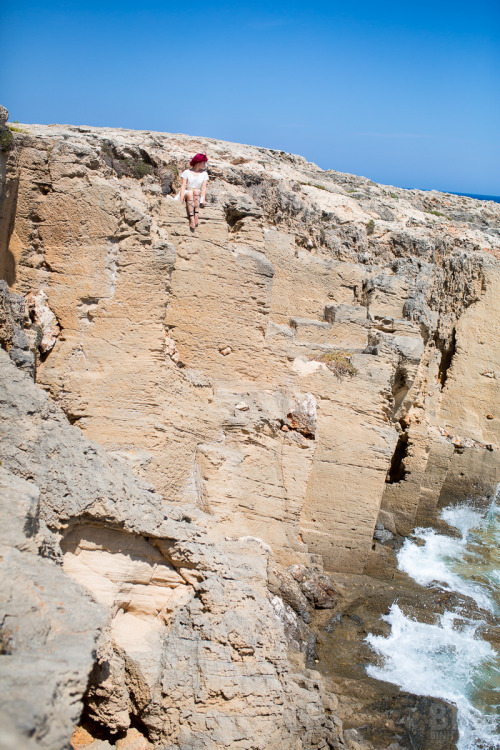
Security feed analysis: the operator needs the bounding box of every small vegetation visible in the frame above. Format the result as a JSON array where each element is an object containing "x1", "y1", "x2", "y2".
[
  {"x1": 8, "y1": 125, "x2": 29, "y2": 134},
  {"x1": 0, "y1": 623, "x2": 13, "y2": 655},
  {"x1": 315, "y1": 350, "x2": 358, "y2": 379},
  {"x1": 366, "y1": 219, "x2": 375, "y2": 235},
  {"x1": 35, "y1": 325, "x2": 44, "y2": 348},
  {"x1": 169, "y1": 162, "x2": 179, "y2": 178},
  {"x1": 126, "y1": 158, "x2": 153, "y2": 179},
  {"x1": 390, "y1": 192, "x2": 398, "y2": 200},
  {"x1": 346, "y1": 189, "x2": 357, "y2": 193},
  {"x1": 0, "y1": 130, "x2": 13, "y2": 151},
  {"x1": 100, "y1": 144, "x2": 153, "y2": 179},
  {"x1": 425, "y1": 209, "x2": 452, "y2": 221},
  {"x1": 299, "y1": 181, "x2": 329, "y2": 191}
]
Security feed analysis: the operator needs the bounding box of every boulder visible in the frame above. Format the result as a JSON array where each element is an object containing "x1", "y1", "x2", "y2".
[
  {"x1": 0, "y1": 467, "x2": 104, "y2": 750},
  {"x1": 289, "y1": 565, "x2": 339, "y2": 609}
]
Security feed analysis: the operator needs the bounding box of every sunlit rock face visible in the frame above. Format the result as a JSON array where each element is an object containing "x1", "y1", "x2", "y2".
[
  {"x1": 61, "y1": 525, "x2": 194, "y2": 651},
  {"x1": 4, "y1": 121, "x2": 498, "y2": 575},
  {"x1": 0, "y1": 118, "x2": 499, "y2": 748},
  {"x1": 0, "y1": 345, "x2": 343, "y2": 749}
]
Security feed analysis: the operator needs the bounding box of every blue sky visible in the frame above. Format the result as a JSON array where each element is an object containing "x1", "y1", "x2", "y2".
[{"x1": 1, "y1": 0, "x2": 499, "y2": 193}]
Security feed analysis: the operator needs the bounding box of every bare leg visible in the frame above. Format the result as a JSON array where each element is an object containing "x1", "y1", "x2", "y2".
[
  {"x1": 193, "y1": 189, "x2": 201, "y2": 226},
  {"x1": 184, "y1": 191, "x2": 195, "y2": 229}
]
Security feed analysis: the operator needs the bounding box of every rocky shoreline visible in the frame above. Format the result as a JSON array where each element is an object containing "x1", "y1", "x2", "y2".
[{"x1": 1, "y1": 108, "x2": 499, "y2": 749}]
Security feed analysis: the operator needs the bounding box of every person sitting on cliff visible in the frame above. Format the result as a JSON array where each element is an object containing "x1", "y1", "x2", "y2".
[{"x1": 180, "y1": 153, "x2": 209, "y2": 230}]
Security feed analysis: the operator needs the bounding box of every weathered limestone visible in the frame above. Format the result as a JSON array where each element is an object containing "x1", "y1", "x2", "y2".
[
  {"x1": 0, "y1": 466, "x2": 104, "y2": 750},
  {"x1": 1, "y1": 121, "x2": 499, "y2": 578},
  {"x1": 2, "y1": 118, "x2": 499, "y2": 749},
  {"x1": 0, "y1": 279, "x2": 36, "y2": 374},
  {"x1": 371, "y1": 258, "x2": 500, "y2": 552},
  {"x1": 0, "y1": 347, "x2": 344, "y2": 749},
  {"x1": 25, "y1": 288, "x2": 59, "y2": 353}
]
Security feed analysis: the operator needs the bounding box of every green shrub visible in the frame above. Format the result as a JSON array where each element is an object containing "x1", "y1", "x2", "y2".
[
  {"x1": 100, "y1": 146, "x2": 153, "y2": 180},
  {"x1": 299, "y1": 181, "x2": 328, "y2": 191},
  {"x1": 366, "y1": 219, "x2": 375, "y2": 235},
  {"x1": 0, "y1": 130, "x2": 13, "y2": 151},
  {"x1": 128, "y1": 159, "x2": 153, "y2": 179},
  {"x1": 315, "y1": 350, "x2": 358, "y2": 379},
  {"x1": 8, "y1": 125, "x2": 28, "y2": 134},
  {"x1": 390, "y1": 192, "x2": 398, "y2": 199}
]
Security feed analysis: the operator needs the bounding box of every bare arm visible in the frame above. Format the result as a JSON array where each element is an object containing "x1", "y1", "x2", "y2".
[{"x1": 180, "y1": 177, "x2": 187, "y2": 201}]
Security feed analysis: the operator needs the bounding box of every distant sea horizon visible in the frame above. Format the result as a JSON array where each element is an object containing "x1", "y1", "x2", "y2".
[
  {"x1": 406, "y1": 188, "x2": 500, "y2": 204},
  {"x1": 449, "y1": 191, "x2": 500, "y2": 204}
]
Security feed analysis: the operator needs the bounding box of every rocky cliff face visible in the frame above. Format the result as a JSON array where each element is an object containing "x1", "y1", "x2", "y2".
[
  {"x1": 0, "y1": 337, "x2": 344, "y2": 750},
  {"x1": 1, "y1": 115, "x2": 499, "y2": 749}
]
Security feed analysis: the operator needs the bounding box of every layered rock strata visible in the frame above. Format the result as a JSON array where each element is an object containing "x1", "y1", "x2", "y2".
[
  {"x1": 0, "y1": 343, "x2": 344, "y2": 749},
  {"x1": 2, "y1": 122, "x2": 499, "y2": 577},
  {"x1": 1, "y1": 115, "x2": 499, "y2": 748}
]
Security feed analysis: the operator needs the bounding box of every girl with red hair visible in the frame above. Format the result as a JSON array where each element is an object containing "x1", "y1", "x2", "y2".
[{"x1": 180, "y1": 153, "x2": 209, "y2": 230}]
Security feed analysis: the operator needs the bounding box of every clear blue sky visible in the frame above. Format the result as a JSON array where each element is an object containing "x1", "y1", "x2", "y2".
[{"x1": 1, "y1": 0, "x2": 499, "y2": 194}]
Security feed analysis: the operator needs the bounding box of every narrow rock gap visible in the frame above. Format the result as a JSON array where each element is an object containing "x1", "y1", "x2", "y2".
[
  {"x1": 65, "y1": 412, "x2": 85, "y2": 425},
  {"x1": 38, "y1": 348, "x2": 52, "y2": 364},
  {"x1": 436, "y1": 327, "x2": 456, "y2": 387},
  {"x1": 0, "y1": 171, "x2": 20, "y2": 287},
  {"x1": 391, "y1": 364, "x2": 409, "y2": 417},
  {"x1": 76, "y1": 712, "x2": 123, "y2": 744},
  {"x1": 386, "y1": 432, "x2": 409, "y2": 484},
  {"x1": 128, "y1": 711, "x2": 151, "y2": 740}
]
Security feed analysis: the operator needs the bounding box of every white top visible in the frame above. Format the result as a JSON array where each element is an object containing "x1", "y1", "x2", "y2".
[{"x1": 181, "y1": 169, "x2": 209, "y2": 190}]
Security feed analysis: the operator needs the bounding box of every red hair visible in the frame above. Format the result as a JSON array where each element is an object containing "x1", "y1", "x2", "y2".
[{"x1": 190, "y1": 153, "x2": 208, "y2": 167}]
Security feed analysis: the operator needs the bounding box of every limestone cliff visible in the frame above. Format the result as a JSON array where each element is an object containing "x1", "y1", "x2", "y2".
[
  {"x1": 3, "y1": 119, "x2": 499, "y2": 570},
  {"x1": 0, "y1": 113, "x2": 499, "y2": 749}
]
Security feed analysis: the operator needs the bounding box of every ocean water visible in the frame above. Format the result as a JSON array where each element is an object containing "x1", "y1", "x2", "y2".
[
  {"x1": 449, "y1": 193, "x2": 500, "y2": 204},
  {"x1": 404, "y1": 190, "x2": 500, "y2": 204},
  {"x1": 366, "y1": 493, "x2": 500, "y2": 749}
]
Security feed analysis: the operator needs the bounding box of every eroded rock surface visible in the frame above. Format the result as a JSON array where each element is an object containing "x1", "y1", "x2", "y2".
[
  {"x1": 0, "y1": 349, "x2": 344, "y2": 749},
  {"x1": 2, "y1": 122, "x2": 498, "y2": 578},
  {"x1": 1, "y1": 119, "x2": 499, "y2": 749},
  {"x1": 0, "y1": 466, "x2": 104, "y2": 750}
]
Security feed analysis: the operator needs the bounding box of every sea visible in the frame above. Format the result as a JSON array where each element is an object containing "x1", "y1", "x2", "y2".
[
  {"x1": 366, "y1": 489, "x2": 500, "y2": 749},
  {"x1": 404, "y1": 190, "x2": 500, "y2": 205},
  {"x1": 450, "y1": 193, "x2": 500, "y2": 205}
]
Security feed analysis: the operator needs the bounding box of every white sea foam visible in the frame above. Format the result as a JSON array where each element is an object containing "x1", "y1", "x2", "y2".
[
  {"x1": 366, "y1": 495, "x2": 500, "y2": 749},
  {"x1": 397, "y1": 526, "x2": 495, "y2": 613},
  {"x1": 440, "y1": 504, "x2": 485, "y2": 538},
  {"x1": 366, "y1": 604, "x2": 499, "y2": 749}
]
